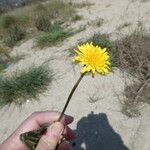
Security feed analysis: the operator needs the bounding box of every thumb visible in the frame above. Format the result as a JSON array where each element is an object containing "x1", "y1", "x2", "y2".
[{"x1": 36, "y1": 122, "x2": 64, "y2": 150}]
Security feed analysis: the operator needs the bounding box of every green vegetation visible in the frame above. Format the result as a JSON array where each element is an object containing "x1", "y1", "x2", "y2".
[
  {"x1": 34, "y1": 3, "x2": 51, "y2": 31},
  {"x1": 0, "y1": 14, "x2": 25, "y2": 47},
  {"x1": 0, "y1": 58, "x2": 8, "y2": 72},
  {"x1": 37, "y1": 22, "x2": 72, "y2": 48},
  {"x1": 46, "y1": 0, "x2": 75, "y2": 20},
  {"x1": 0, "y1": 65, "x2": 54, "y2": 106},
  {"x1": 72, "y1": 15, "x2": 82, "y2": 22},
  {"x1": 0, "y1": 0, "x2": 75, "y2": 47}
]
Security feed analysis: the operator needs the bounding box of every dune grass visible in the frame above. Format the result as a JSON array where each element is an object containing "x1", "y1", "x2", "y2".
[
  {"x1": 0, "y1": 65, "x2": 54, "y2": 107},
  {"x1": 117, "y1": 26, "x2": 150, "y2": 117},
  {"x1": 37, "y1": 22, "x2": 73, "y2": 48},
  {"x1": 0, "y1": 0, "x2": 75, "y2": 47},
  {"x1": 0, "y1": 58, "x2": 8, "y2": 72}
]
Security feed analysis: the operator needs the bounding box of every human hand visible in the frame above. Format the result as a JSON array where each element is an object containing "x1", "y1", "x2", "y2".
[{"x1": 0, "y1": 111, "x2": 75, "y2": 150}]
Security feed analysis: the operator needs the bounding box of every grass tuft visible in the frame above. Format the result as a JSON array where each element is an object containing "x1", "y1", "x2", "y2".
[
  {"x1": 0, "y1": 0, "x2": 75, "y2": 47},
  {"x1": 88, "y1": 95, "x2": 100, "y2": 103},
  {"x1": 34, "y1": 3, "x2": 51, "y2": 31},
  {"x1": 45, "y1": 0, "x2": 75, "y2": 20},
  {"x1": 0, "y1": 58, "x2": 8, "y2": 72},
  {"x1": 0, "y1": 65, "x2": 54, "y2": 106},
  {"x1": 117, "y1": 22, "x2": 131, "y2": 30},
  {"x1": 72, "y1": 15, "x2": 82, "y2": 22},
  {"x1": 37, "y1": 22, "x2": 72, "y2": 48},
  {"x1": 117, "y1": 25, "x2": 150, "y2": 117},
  {"x1": 72, "y1": 2, "x2": 94, "y2": 8},
  {"x1": 0, "y1": 14, "x2": 25, "y2": 47}
]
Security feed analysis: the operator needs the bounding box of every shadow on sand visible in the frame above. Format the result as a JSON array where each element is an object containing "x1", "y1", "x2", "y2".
[{"x1": 71, "y1": 112, "x2": 129, "y2": 150}]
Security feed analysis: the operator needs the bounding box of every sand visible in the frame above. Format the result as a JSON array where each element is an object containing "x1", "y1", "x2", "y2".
[{"x1": 0, "y1": 0, "x2": 150, "y2": 150}]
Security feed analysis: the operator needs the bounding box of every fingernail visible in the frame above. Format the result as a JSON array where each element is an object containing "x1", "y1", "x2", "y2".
[{"x1": 47, "y1": 122, "x2": 64, "y2": 137}]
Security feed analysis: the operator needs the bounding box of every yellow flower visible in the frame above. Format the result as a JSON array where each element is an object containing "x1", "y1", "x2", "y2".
[{"x1": 72, "y1": 42, "x2": 110, "y2": 77}]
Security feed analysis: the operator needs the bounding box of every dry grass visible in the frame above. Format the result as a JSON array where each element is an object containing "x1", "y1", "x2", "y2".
[
  {"x1": 117, "y1": 25, "x2": 150, "y2": 117},
  {"x1": 72, "y1": 15, "x2": 82, "y2": 22},
  {"x1": 117, "y1": 22, "x2": 131, "y2": 30},
  {"x1": 70, "y1": 1, "x2": 94, "y2": 8},
  {"x1": 0, "y1": 0, "x2": 75, "y2": 47},
  {"x1": 0, "y1": 45, "x2": 11, "y2": 61},
  {"x1": 88, "y1": 95, "x2": 100, "y2": 103}
]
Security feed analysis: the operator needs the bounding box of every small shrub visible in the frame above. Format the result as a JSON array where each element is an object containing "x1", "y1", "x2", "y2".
[
  {"x1": 0, "y1": 0, "x2": 76, "y2": 47},
  {"x1": 3, "y1": 25, "x2": 25, "y2": 47},
  {"x1": 0, "y1": 45, "x2": 11, "y2": 62},
  {"x1": 1, "y1": 14, "x2": 25, "y2": 47},
  {"x1": 37, "y1": 22, "x2": 72, "y2": 48},
  {"x1": 117, "y1": 27, "x2": 150, "y2": 80},
  {"x1": 0, "y1": 57, "x2": 8, "y2": 72},
  {"x1": 34, "y1": 3, "x2": 51, "y2": 31},
  {"x1": 95, "y1": 19, "x2": 104, "y2": 27},
  {"x1": 1, "y1": 15, "x2": 16, "y2": 29},
  {"x1": 35, "y1": 15, "x2": 51, "y2": 31},
  {"x1": 46, "y1": 0, "x2": 75, "y2": 20},
  {"x1": 72, "y1": 2, "x2": 94, "y2": 8},
  {"x1": 117, "y1": 22, "x2": 131, "y2": 30},
  {"x1": 0, "y1": 65, "x2": 54, "y2": 106},
  {"x1": 117, "y1": 26, "x2": 150, "y2": 117},
  {"x1": 72, "y1": 15, "x2": 82, "y2": 22}
]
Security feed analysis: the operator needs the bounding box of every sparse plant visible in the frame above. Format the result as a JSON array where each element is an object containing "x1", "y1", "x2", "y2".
[
  {"x1": 1, "y1": 14, "x2": 25, "y2": 47},
  {"x1": 34, "y1": 3, "x2": 51, "y2": 31},
  {"x1": 0, "y1": 0, "x2": 76, "y2": 47},
  {"x1": 72, "y1": 15, "x2": 82, "y2": 22},
  {"x1": 117, "y1": 25, "x2": 150, "y2": 117},
  {"x1": 0, "y1": 45, "x2": 11, "y2": 62},
  {"x1": 1, "y1": 15, "x2": 16, "y2": 29},
  {"x1": 0, "y1": 65, "x2": 54, "y2": 107},
  {"x1": 94, "y1": 18, "x2": 104, "y2": 27},
  {"x1": 35, "y1": 16, "x2": 51, "y2": 31},
  {"x1": 3, "y1": 25, "x2": 25, "y2": 47},
  {"x1": 72, "y1": 1, "x2": 93, "y2": 8},
  {"x1": 37, "y1": 22, "x2": 72, "y2": 48},
  {"x1": 88, "y1": 95, "x2": 100, "y2": 103},
  {"x1": 0, "y1": 57, "x2": 8, "y2": 72},
  {"x1": 46, "y1": 0, "x2": 75, "y2": 20},
  {"x1": 117, "y1": 22, "x2": 131, "y2": 30}
]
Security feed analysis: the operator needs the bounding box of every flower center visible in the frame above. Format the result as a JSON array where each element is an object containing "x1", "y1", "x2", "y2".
[{"x1": 86, "y1": 52, "x2": 101, "y2": 67}]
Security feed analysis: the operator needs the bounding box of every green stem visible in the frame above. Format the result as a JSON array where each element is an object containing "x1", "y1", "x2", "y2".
[{"x1": 57, "y1": 73, "x2": 86, "y2": 121}]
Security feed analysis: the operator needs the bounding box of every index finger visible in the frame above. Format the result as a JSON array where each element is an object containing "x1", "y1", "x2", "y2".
[{"x1": 16, "y1": 111, "x2": 74, "y2": 134}]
